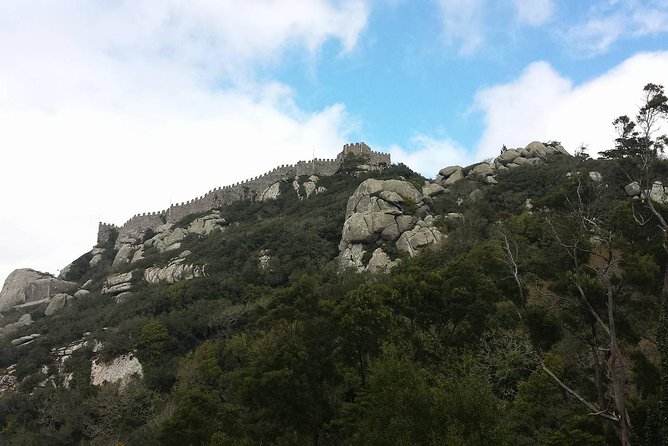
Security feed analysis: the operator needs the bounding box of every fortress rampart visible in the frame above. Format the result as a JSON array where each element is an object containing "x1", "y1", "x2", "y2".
[{"x1": 100, "y1": 143, "x2": 389, "y2": 244}]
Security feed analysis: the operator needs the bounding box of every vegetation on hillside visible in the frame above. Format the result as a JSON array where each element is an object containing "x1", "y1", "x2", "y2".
[{"x1": 0, "y1": 85, "x2": 667, "y2": 445}]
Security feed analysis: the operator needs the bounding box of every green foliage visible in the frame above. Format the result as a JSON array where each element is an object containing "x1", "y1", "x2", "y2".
[{"x1": 525, "y1": 306, "x2": 562, "y2": 351}]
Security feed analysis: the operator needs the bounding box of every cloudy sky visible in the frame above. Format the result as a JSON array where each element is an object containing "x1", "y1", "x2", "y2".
[{"x1": 1, "y1": 0, "x2": 668, "y2": 286}]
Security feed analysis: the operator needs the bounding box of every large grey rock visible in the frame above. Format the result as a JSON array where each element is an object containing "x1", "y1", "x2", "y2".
[
  {"x1": 379, "y1": 191, "x2": 404, "y2": 204},
  {"x1": 113, "y1": 244, "x2": 136, "y2": 267},
  {"x1": 149, "y1": 227, "x2": 188, "y2": 253},
  {"x1": 131, "y1": 248, "x2": 145, "y2": 263},
  {"x1": 367, "y1": 248, "x2": 399, "y2": 273},
  {"x1": 422, "y1": 182, "x2": 445, "y2": 197},
  {"x1": 364, "y1": 212, "x2": 397, "y2": 234},
  {"x1": 339, "y1": 244, "x2": 366, "y2": 271},
  {"x1": 355, "y1": 195, "x2": 382, "y2": 214},
  {"x1": 144, "y1": 259, "x2": 206, "y2": 284},
  {"x1": 470, "y1": 163, "x2": 494, "y2": 176},
  {"x1": 187, "y1": 211, "x2": 227, "y2": 236},
  {"x1": 0, "y1": 269, "x2": 77, "y2": 312},
  {"x1": 91, "y1": 354, "x2": 143, "y2": 388},
  {"x1": 443, "y1": 169, "x2": 464, "y2": 186},
  {"x1": 624, "y1": 182, "x2": 641, "y2": 197},
  {"x1": 381, "y1": 180, "x2": 423, "y2": 203},
  {"x1": 303, "y1": 181, "x2": 317, "y2": 198},
  {"x1": 380, "y1": 222, "x2": 401, "y2": 241},
  {"x1": 45, "y1": 293, "x2": 73, "y2": 316},
  {"x1": 438, "y1": 166, "x2": 462, "y2": 177},
  {"x1": 498, "y1": 149, "x2": 520, "y2": 165},
  {"x1": 525, "y1": 141, "x2": 549, "y2": 157},
  {"x1": 341, "y1": 213, "x2": 374, "y2": 244},
  {"x1": 396, "y1": 226, "x2": 444, "y2": 257},
  {"x1": 396, "y1": 215, "x2": 416, "y2": 233},
  {"x1": 260, "y1": 182, "x2": 281, "y2": 201}
]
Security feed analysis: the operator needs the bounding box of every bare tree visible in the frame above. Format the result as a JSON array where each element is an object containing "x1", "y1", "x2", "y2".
[{"x1": 497, "y1": 175, "x2": 632, "y2": 445}]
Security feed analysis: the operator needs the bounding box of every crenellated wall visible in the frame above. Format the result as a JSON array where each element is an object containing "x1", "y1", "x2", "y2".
[
  {"x1": 338, "y1": 142, "x2": 391, "y2": 166},
  {"x1": 104, "y1": 143, "x2": 389, "y2": 244}
]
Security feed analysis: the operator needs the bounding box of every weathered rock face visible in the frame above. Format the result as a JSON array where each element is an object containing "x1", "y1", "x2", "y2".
[
  {"x1": 144, "y1": 256, "x2": 206, "y2": 284},
  {"x1": 90, "y1": 354, "x2": 143, "y2": 388},
  {"x1": 0, "y1": 269, "x2": 77, "y2": 312},
  {"x1": 338, "y1": 179, "x2": 444, "y2": 272}
]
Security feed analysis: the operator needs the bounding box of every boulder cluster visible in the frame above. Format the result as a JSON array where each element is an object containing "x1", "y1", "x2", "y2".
[
  {"x1": 0, "y1": 269, "x2": 81, "y2": 325},
  {"x1": 111, "y1": 210, "x2": 227, "y2": 268},
  {"x1": 338, "y1": 178, "x2": 444, "y2": 272},
  {"x1": 435, "y1": 141, "x2": 569, "y2": 189},
  {"x1": 259, "y1": 175, "x2": 328, "y2": 202},
  {"x1": 624, "y1": 180, "x2": 668, "y2": 204}
]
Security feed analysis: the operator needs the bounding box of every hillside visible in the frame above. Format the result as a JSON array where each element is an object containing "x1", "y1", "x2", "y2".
[{"x1": 1, "y1": 127, "x2": 668, "y2": 445}]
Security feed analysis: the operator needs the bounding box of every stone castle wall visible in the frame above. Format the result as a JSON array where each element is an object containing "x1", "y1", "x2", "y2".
[
  {"x1": 101, "y1": 143, "x2": 389, "y2": 244},
  {"x1": 338, "y1": 142, "x2": 391, "y2": 166}
]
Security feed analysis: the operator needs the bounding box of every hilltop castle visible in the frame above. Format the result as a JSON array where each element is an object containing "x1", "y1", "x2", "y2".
[{"x1": 98, "y1": 142, "x2": 391, "y2": 245}]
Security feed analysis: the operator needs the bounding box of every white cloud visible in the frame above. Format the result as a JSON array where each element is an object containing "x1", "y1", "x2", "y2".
[
  {"x1": 386, "y1": 134, "x2": 471, "y2": 178},
  {"x1": 0, "y1": 1, "x2": 370, "y2": 286},
  {"x1": 472, "y1": 51, "x2": 668, "y2": 160},
  {"x1": 564, "y1": 0, "x2": 668, "y2": 56},
  {"x1": 513, "y1": 0, "x2": 554, "y2": 26},
  {"x1": 436, "y1": 0, "x2": 486, "y2": 55}
]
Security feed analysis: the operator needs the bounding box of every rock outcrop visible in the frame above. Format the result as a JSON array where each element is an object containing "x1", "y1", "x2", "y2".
[
  {"x1": 90, "y1": 353, "x2": 143, "y2": 388},
  {"x1": 338, "y1": 179, "x2": 444, "y2": 272},
  {"x1": 102, "y1": 272, "x2": 133, "y2": 301},
  {"x1": 144, "y1": 254, "x2": 206, "y2": 284},
  {"x1": 0, "y1": 269, "x2": 77, "y2": 312},
  {"x1": 436, "y1": 141, "x2": 570, "y2": 189}
]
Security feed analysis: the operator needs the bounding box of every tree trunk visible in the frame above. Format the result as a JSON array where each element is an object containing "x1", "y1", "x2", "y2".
[{"x1": 607, "y1": 285, "x2": 632, "y2": 446}]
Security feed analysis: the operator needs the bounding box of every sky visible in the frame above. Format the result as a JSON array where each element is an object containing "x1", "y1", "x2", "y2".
[{"x1": 1, "y1": 0, "x2": 668, "y2": 286}]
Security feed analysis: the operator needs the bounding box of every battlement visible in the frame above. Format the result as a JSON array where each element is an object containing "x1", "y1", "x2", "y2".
[{"x1": 103, "y1": 142, "x2": 390, "y2": 244}]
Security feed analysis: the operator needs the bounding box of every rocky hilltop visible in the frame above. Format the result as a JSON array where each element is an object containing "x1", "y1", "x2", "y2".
[
  {"x1": 2, "y1": 83, "x2": 667, "y2": 445},
  {"x1": 6, "y1": 136, "x2": 668, "y2": 444}
]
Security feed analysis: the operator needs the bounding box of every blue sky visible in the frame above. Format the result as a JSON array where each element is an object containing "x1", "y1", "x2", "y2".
[{"x1": 1, "y1": 0, "x2": 668, "y2": 284}]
